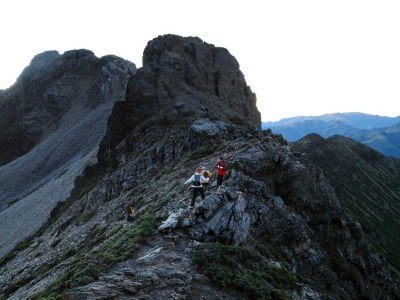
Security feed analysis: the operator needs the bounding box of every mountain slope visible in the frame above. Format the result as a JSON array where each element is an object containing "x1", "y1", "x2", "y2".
[
  {"x1": 350, "y1": 122, "x2": 400, "y2": 159},
  {"x1": 0, "y1": 35, "x2": 398, "y2": 300},
  {"x1": 291, "y1": 134, "x2": 400, "y2": 268},
  {"x1": 0, "y1": 50, "x2": 136, "y2": 257}
]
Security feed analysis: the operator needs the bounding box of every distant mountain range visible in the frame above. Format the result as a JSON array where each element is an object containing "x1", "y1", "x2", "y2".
[{"x1": 262, "y1": 113, "x2": 400, "y2": 158}]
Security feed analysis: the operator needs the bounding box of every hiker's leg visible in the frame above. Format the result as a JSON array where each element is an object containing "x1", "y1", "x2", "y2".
[
  {"x1": 200, "y1": 187, "x2": 205, "y2": 200},
  {"x1": 217, "y1": 175, "x2": 223, "y2": 186},
  {"x1": 191, "y1": 189, "x2": 198, "y2": 206}
]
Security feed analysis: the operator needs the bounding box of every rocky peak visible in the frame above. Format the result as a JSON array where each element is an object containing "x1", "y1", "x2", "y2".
[
  {"x1": 17, "y1": 50, "x2": 61, "y2": 81},
  {"x1": 0, "y1": 49, "x2": 136, "y2": 167},
  {"x1": 98, "y1": 34, "x2": 261, "y2": 163}
]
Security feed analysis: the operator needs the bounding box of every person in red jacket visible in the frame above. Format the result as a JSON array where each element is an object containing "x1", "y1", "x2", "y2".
[
  {"x1": 215, "y1": 156, "x2": 227, "y2": 187},
  {"x1": 125, "y1": 203, "x2": 134, "y2": 221}
]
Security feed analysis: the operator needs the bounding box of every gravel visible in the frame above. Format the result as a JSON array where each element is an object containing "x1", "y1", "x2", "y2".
[{"x1": 0, "y1": 100, "x2": 114, "y2": 258}]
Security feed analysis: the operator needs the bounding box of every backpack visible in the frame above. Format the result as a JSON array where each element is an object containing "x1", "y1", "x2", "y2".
[
  {"x1": 201, "y1": 170, "x2": 212, "y2": 183},
  {"x1": 193, "y1": 174, "x2": 201, "y2": 187}
]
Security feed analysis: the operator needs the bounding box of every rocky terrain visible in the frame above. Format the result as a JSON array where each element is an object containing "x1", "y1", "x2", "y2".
[
  {"x1": 0, "y1": 35, "x2": 399, "y2": 300},
  {"x1": 291, "y1": 134, "x2": 400, "y2": 271}
]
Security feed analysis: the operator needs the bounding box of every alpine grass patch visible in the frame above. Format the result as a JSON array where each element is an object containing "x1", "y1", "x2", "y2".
[
  {"x1": 27, "y1": 213, "x2": 155, "y2": 300},
  {"x1": 194, "y1": 243, "x2": 297, "y2": 300}
]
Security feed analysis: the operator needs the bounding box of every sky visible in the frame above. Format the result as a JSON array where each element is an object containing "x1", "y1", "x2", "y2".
[{"x1": 0, "y1": 1, "x2": 399, "y2": 122}]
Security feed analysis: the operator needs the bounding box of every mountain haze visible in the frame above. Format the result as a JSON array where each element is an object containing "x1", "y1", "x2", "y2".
[
  {"x1": 351, "y1": 123, "x2": 400, "y2": 159},
  {"x1": 263, "y1": 113, "x2": 400, "y2": 129},
  {"x1": 0, "y1": 35, "x2": 399, "y2": 300},
  {"x1": 262, "y1": 113, "x2": 400, "y2": 158}
]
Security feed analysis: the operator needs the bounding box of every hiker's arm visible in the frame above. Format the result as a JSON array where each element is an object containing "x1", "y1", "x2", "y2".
[
  {"x1": 184, "y1": 176, "x2": 193, "y2": 185},
  {"x1": 201, "y1": 175, "x2": 209, "y2": 183}
]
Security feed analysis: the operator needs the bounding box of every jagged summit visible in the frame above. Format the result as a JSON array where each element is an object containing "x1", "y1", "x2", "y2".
[
  {"x1": 98, "y1": 34, "x2": 261, "y2": 163},
  {"x1": 0, "y1": 49, "x2": 136, "y2": 167}
]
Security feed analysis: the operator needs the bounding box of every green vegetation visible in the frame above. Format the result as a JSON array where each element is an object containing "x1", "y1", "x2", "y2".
[
  {"x1": 166, "y1": 168, "x2": 177, "y2": 174},
  {"x1": 150, "y1": 196, "x2": 170, "y2": 213},
  {"x1": 256, "y1": 244, "x2": 291, "y2": 263},
  {"x1": 327, "y1": 248, "x2": 360, "y2": 283},
  {"x1": 54, "y1": 214, "x2": 79, "y2": 234},
  {"x1": 0, "y1": 234, "x2": 37, "y2": 268},
  {"x1": 7, "y1": 198, "x2": 21, "y2": 208},
  {"x1": 190, "y1": 145, "x2": 215, "y2": 160},
  {"x1": 168, "y1": 181, "x2": 180, "y2": 192},
  {"x1": 0, "y1": 251, "x2": 16, "y2": 269},
  {"x1": 50, "y1": 238, "x2": 62, "y2": 248},
  {"x1": 183, "y1": 110, "x2": 196, "y2": 117},
  {"x1": 229, "y1": 116, "x2": 246, "y2": 126},
  {"x1": 194, "y1": 243, "x2": 297, "y2": 300},
  {"x1": 55, "y1": 169, "x2": 68, "y2": 179},
  {"x1": 27, "y1": 213, "x2": 155, "y2": 300},
  {"x1": 106, "y1": 224, "x2": 123, "y2": 238},
  {"x1": 291, "y1": 138, "x2": 400, "y2": 271}
]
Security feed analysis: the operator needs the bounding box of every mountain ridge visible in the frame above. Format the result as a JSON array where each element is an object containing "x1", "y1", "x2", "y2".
[
  {"x1": 262, "y1": 113, "x2": 400, "y2": 158},
  {"x1": 263, "y1": 112, "x2": 400, "y2": 129},
  {"x1": 0, "y1": 35, "x2": 398, "y2": 300},
  {"x1": 291, "y1": 133, "x2": 400, "y2": 269}
]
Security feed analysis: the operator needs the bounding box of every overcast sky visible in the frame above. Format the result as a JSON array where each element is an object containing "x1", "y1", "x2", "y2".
[{"x1": 1, "y1": 0, "x2": 399, "y2": 122}]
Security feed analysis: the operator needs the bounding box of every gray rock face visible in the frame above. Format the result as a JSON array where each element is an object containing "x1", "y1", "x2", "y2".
[
  {"x1": 188, "y1": 189, "x2": 251, "y2": 245},
  {"x1": 0, "y1": 50, "x2": 136, "y2": 167},
  {"x1": 98, "y1": 34, "x2": 261, "y2": 163},
  {"x1": 0, "y1": 50, "x2": 136, "y2": 257}
]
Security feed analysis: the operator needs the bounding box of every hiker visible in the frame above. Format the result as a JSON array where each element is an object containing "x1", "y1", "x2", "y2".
[
  {"x1": 201, "y1": 166, "x2": 212, "y2": 190},
  {"x1": 125, "y1": 203, "x2": 134, "y2": 221},
  {"x1": 184, "y1": 167, "x2": 210, "y2": 207},
  {"x1": 215, "y1": 156, "x2": 227, "y2": 187}
]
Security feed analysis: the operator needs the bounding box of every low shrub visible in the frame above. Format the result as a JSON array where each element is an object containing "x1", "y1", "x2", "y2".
[
  {"x1": 27, "y1": 213, "x2": 155, "y2": 300},
  {"x1": 194, "y1": 243, "x2": 297, "y2": 300}
]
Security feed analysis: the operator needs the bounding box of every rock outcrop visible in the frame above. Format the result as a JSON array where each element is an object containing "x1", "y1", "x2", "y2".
[{"x1": 98, "y1": 34, "x2": 260, "y2": 163}]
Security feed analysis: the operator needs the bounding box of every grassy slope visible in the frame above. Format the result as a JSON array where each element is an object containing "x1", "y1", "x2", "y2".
[{"x1": 291, "y1": 134, "x2": 400, "y2": 269}]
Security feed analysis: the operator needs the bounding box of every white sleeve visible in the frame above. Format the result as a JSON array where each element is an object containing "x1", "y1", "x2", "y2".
[
  {"x1": 201, "y1": 175, "x2": 210, "y2": 182},
  {"x1": 184, "y1": 175, "x2": 194, "y2": 185}
]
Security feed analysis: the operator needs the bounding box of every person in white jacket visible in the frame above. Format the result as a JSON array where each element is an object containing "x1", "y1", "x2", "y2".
[{"x1": 184, "y1": 167, "x2": 210, "y2": 207}]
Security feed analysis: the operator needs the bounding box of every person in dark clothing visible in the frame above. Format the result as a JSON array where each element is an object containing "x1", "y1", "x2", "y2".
[{"x1": 184, "y1": 167, "x2": 210, "y2": 207}]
